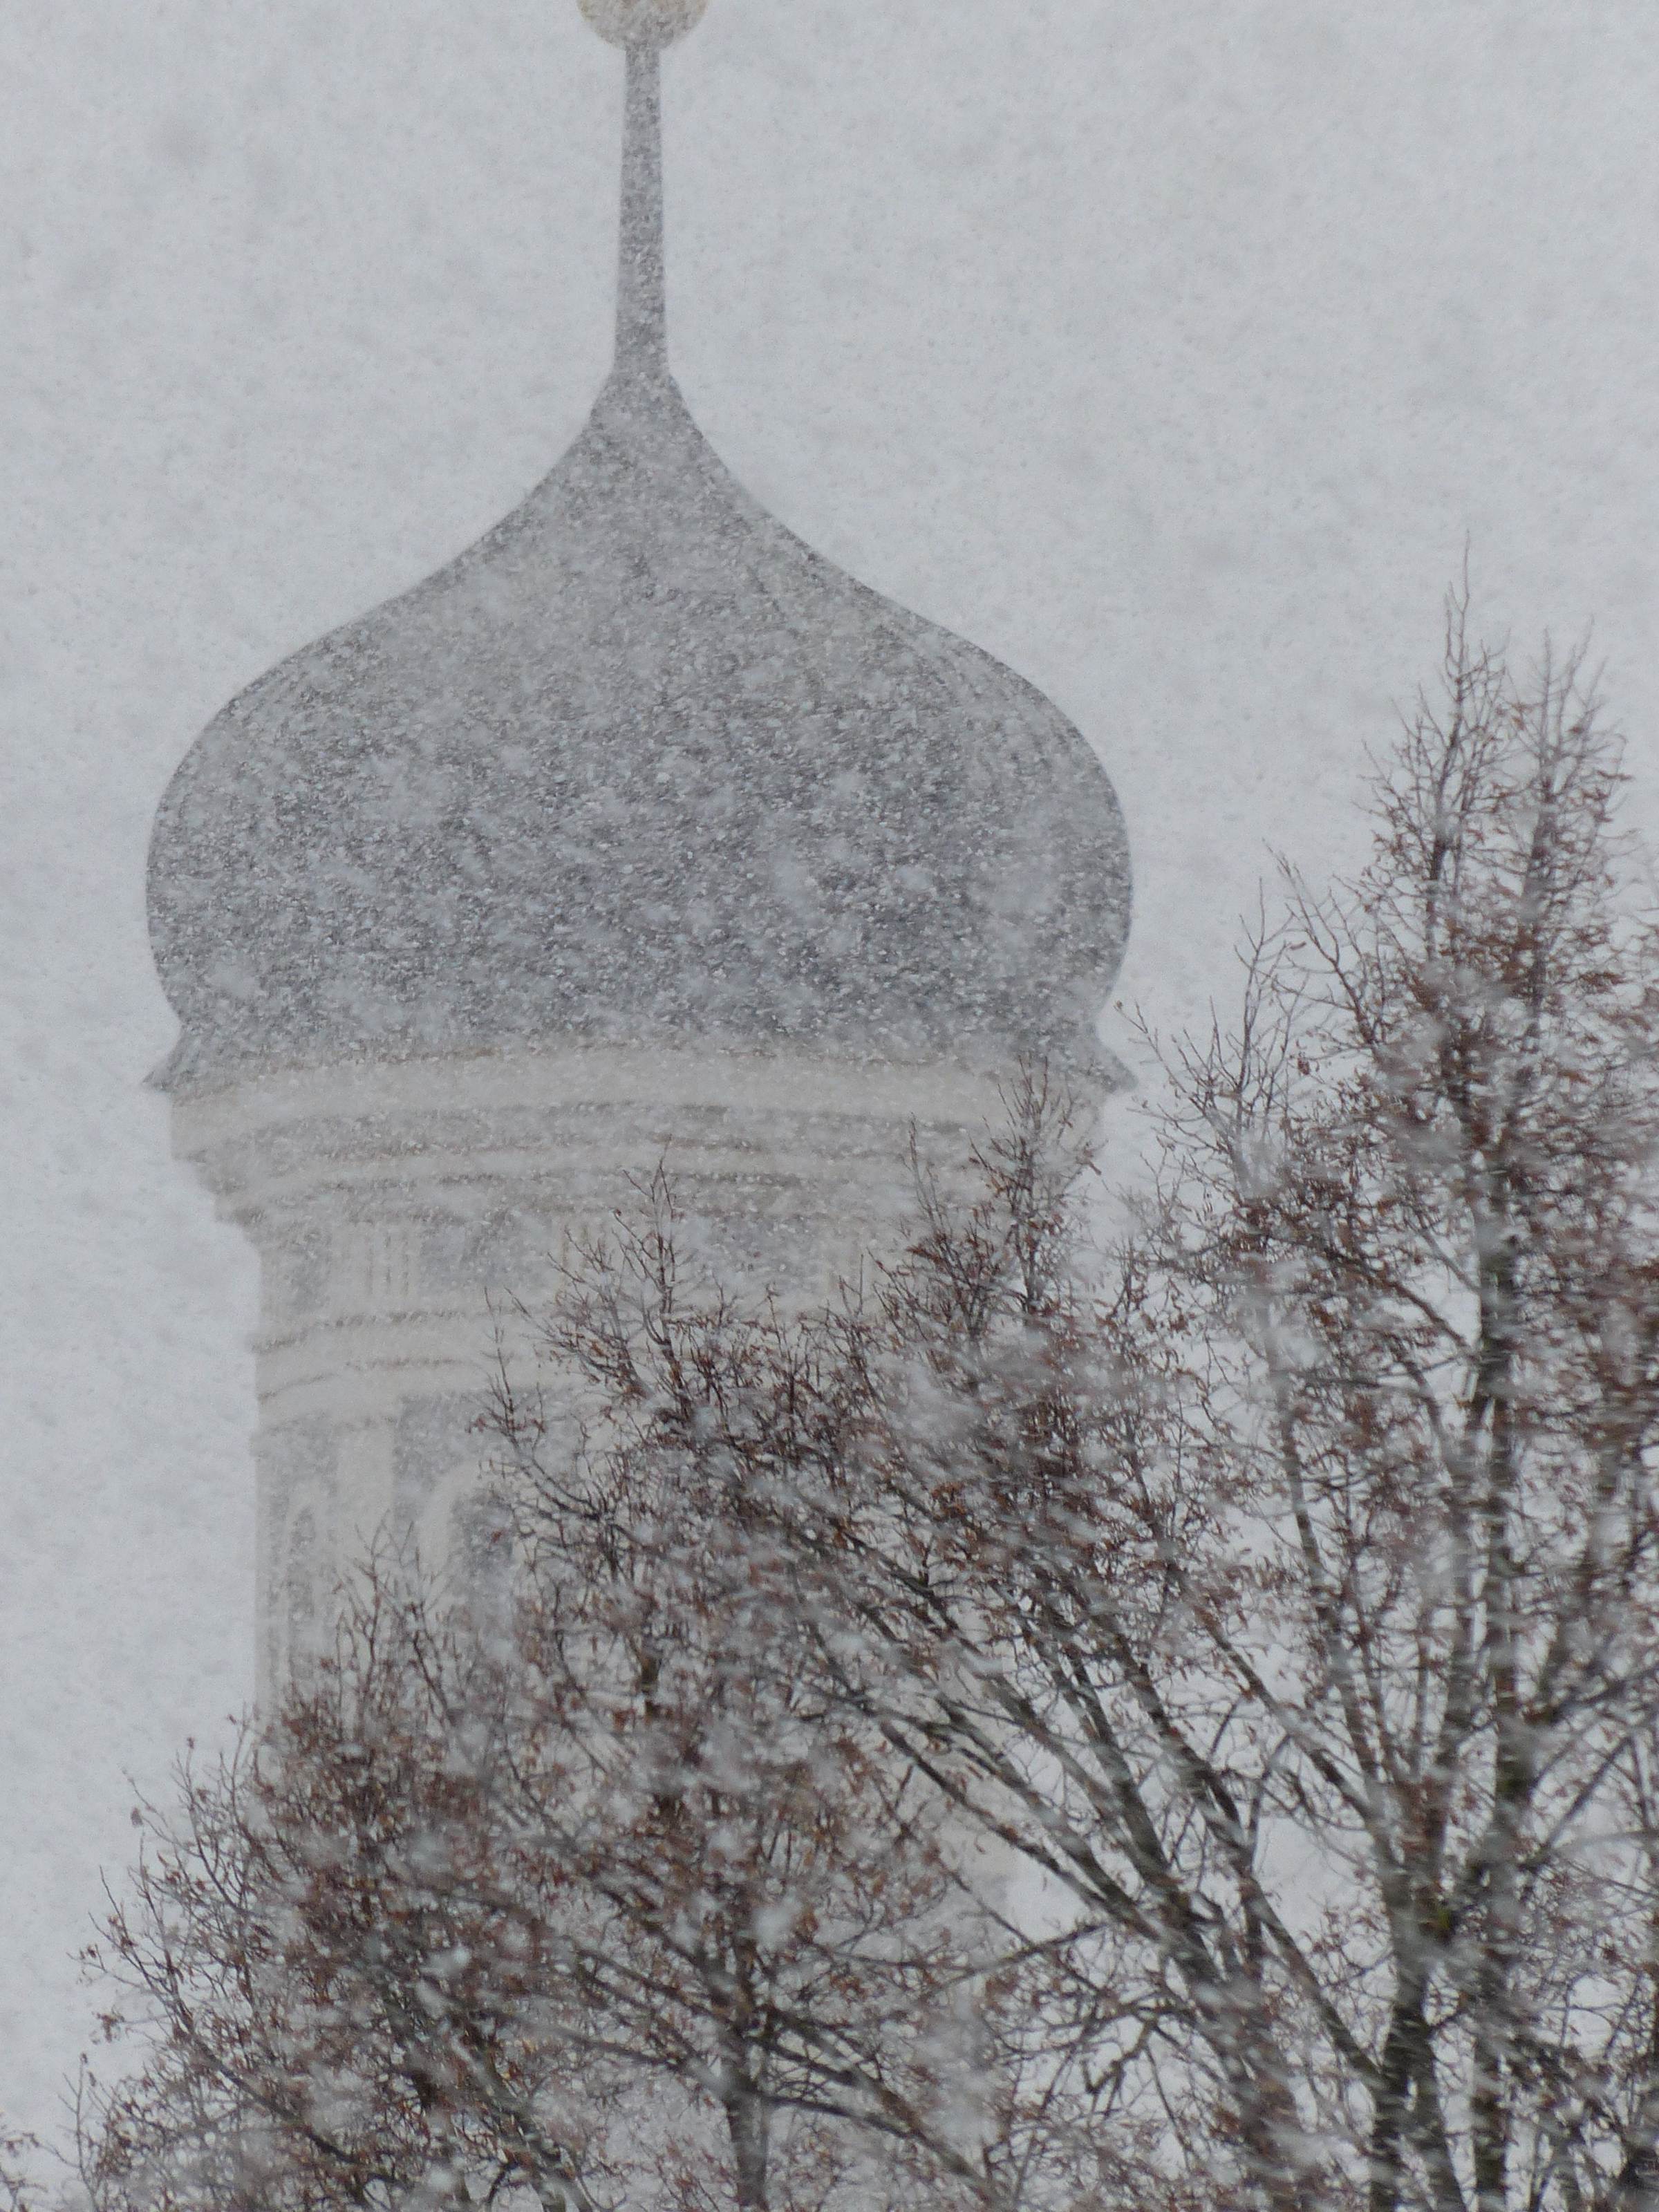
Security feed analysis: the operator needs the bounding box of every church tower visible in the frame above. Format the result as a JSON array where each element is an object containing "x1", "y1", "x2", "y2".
[{"x1": 145, "y1": 0, "x2": 1131, "y2": 1698}]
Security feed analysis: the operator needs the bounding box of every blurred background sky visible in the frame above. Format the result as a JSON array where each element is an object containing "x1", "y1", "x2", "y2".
[{"x1": 3, "y1": 0, "x2": 1658, "y2": 2151}]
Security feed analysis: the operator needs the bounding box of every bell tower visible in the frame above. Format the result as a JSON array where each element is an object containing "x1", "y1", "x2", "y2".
[{"x1": 146, "y1": 0, "x2": 1132, "y2": 1699}]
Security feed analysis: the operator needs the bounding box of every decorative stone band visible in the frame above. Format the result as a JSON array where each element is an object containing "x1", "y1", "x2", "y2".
[{"x1": 170, "y1": 1042, "x2": 1011, "y2": 1700}]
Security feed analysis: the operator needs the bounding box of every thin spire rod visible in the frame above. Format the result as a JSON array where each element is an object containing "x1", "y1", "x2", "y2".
[{"x1": 615, "y1": 43, "x2": 667, "y2": 376}]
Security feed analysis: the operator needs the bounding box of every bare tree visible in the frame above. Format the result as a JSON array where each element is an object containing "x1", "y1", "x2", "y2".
[
  {"x1": 1141, "y1": 601, "x2": 1659, "y2": 2212},
  {"x1": 477, "y1": 1197, "x2": 1006, "y2": 2212},
  {"x1": 767, "y1": 599, "x2": 1659, "y2": 2212},
  {"x1": 75, "y1": 595, "x2": 1659, "y2": 2212},
  {"x1": 511, "y1": 598, "x2": 1659, "y2": 2212},
  {"x1": 2, "y1": 2130, "x2": 41, "y2": 2212},
  {"x1": 81, "y1": 1239, "x2": 997, "y2": 2212},
  {"x1": 81, "y1": 1586, "x2": 608, "y2": 2212}
]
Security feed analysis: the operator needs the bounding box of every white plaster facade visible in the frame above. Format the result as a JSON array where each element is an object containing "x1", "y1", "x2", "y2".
[{"x1": 171, "y1": 1045, "x2": 1006, "y2": 1697}]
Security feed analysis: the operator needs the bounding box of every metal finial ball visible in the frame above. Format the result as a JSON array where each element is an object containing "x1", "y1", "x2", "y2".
[{"x1": 577, "y1": 0, "x2": 709, "y2": 46}]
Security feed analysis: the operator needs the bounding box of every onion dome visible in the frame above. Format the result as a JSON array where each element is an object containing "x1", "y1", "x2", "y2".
[{"x1": 147, "y1": 16, "x2": 1130, "y2": 1094}]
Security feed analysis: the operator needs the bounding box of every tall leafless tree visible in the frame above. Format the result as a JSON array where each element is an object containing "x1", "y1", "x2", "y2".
[
  {"x1": 751, "y1": 597, "x2": 1659, "y2": 2212},
  {"x1": 73, "y1": 596, "x2": 1659, "y2": 2212},
  {"x1": 81, "y1": 1250, "x2": 995, "y2": 2212}
]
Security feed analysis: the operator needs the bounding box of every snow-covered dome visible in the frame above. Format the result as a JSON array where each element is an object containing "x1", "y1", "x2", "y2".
[{"x1": 147, "y1": 35, "x2": 1130, "y2": 1094}]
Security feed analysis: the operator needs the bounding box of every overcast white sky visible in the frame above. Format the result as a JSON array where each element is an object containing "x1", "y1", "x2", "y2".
[{"x1": 3, "y1": 0, "x2": 1658, "y2": 2153}]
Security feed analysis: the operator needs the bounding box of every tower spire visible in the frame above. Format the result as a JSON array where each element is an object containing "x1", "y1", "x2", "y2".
[
  {"x1": 616, "y1": 41, "x2": 667, "y2": 376},
  {"x1": 575, "y1": 0, "x2": 711, "y2": 379}
]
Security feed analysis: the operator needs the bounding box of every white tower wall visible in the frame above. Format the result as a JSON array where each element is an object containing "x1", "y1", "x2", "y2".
[{"x1": 171, "y1": 1044, "x2": 1004, "y2": 1698}]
